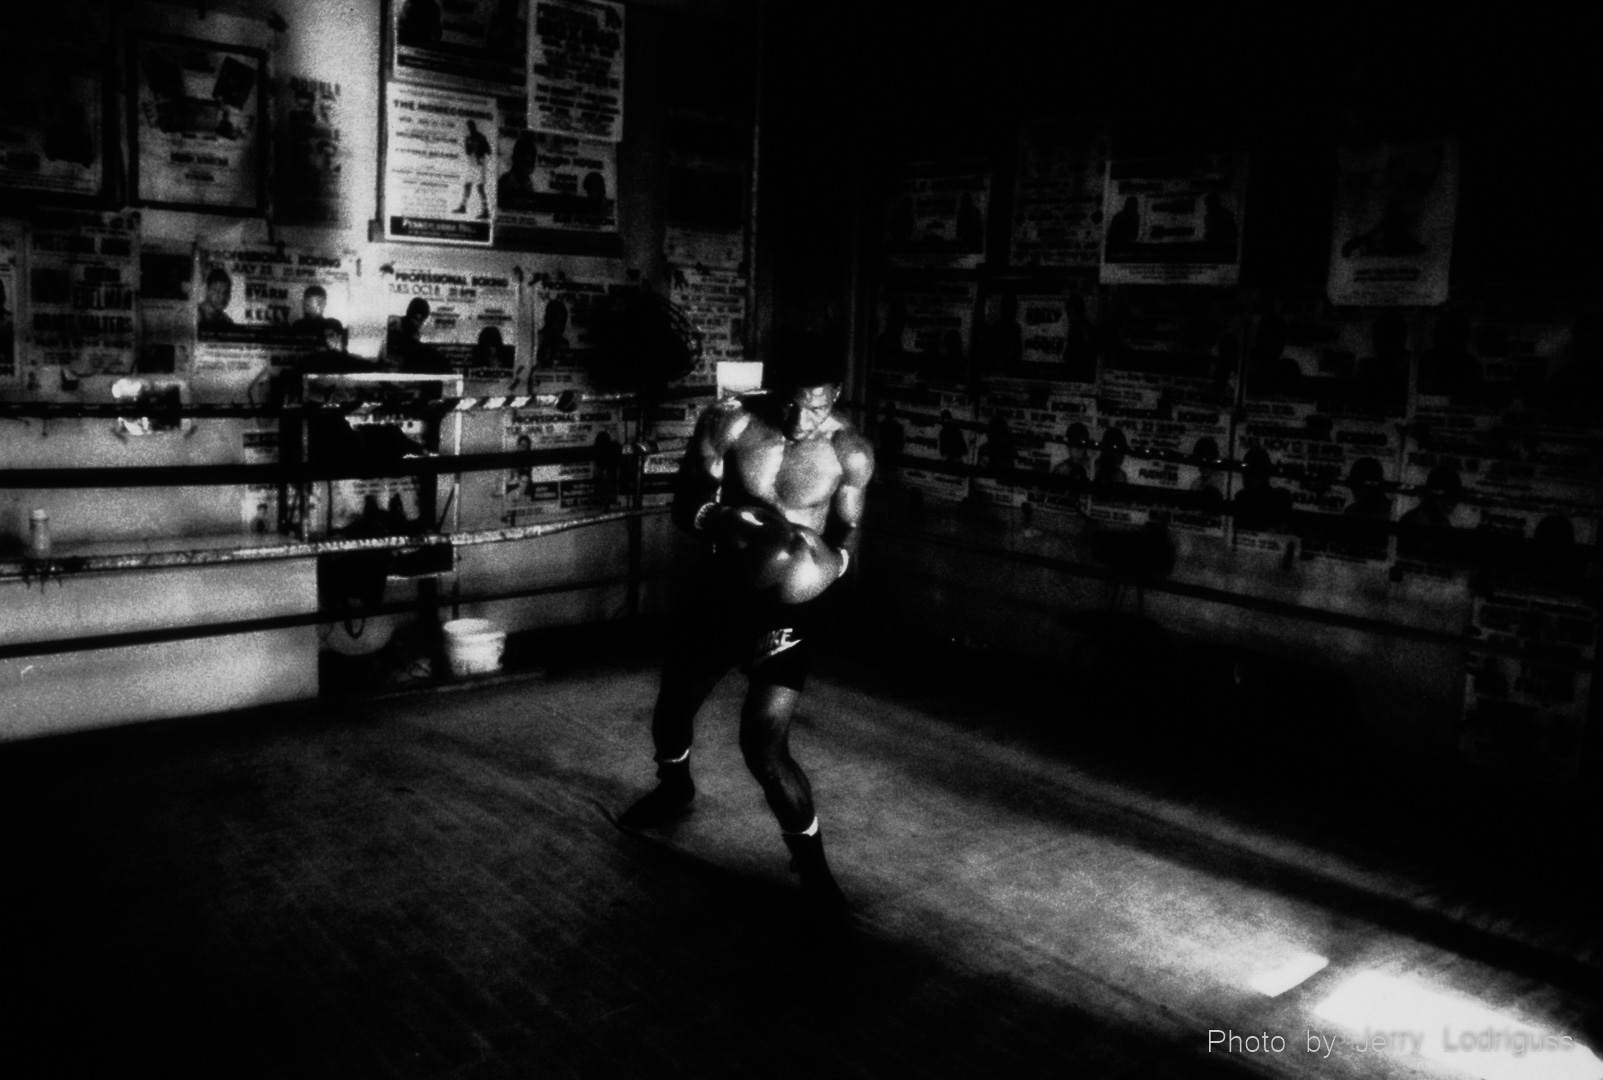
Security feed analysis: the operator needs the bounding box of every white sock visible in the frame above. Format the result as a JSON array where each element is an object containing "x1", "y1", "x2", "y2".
[
  {"x1": 659, "y1": 749, "x2": 689, "y2": 765},
  {"x1": 783, "y1": 816, "x2": 819, "y2": 838}
]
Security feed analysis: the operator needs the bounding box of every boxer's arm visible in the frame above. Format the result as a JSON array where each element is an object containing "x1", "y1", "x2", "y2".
[
  {"x1": 670, "y1": 401, "x2": 745, "y2": 537},
  {"x1": 822, "y1": 432, "x2": 876, "y2": 577}
]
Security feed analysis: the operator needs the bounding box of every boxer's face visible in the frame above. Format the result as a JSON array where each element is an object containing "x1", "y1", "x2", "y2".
[{"x1": 783, "y1": 383, "x2": 837, "y2": 441}]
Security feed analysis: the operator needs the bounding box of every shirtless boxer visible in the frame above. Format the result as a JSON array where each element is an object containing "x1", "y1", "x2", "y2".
[{"x1": 618, "y1": 335, "x2": 874, "y2": 916}]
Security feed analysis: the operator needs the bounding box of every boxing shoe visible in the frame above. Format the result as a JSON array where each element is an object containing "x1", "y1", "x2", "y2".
[
  {"x1": 617, "y1": 758, "x2": 695, "y2": 830},
  {"x1": 782, "y1": 829, "x2": 849, "y2": 921}
]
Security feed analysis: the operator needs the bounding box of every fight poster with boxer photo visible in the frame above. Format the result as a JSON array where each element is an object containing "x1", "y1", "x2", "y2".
[
  {"x1": 1328, "y1": 138, "x2": 1459, "y2": 307},
  {"x1": 521, "y1": 260, "x2": 633, "y2": 392},
  {"x1": 883, "y1": 162, "x2": 991, "y2": 270},
  {"x1": 495, "y1": 99, "x2": 618, "y2": 239},
  {"x1": 499, "y1": 401, "x2": 626, "y2": 522},
  {"x1": 528, "y1": 0, "x2": 625, "y2": 142},
  {"x1": 382, "y1": 264, "x2": 519, "y2": 384},
  {"x1": 975, "y1": 275, "x2": 1103, "y2": 383},
  {"x1": 1099, "y1": 153, "x2": 1246, "y2": 286},
  {"x1": 384, "y1": 83, "x2": 498, "y2": 245},
  {"x1": 1009, "y1": 118, "x2": 1109, "y2": 270},
  {"x1": 1461, "y1": 584, "x2": 1596, "y2": 781},
  {"x1": 391, "y1": 0, "x2": 528, "y2": 97},
  {"x1": 870, "y1": 275, "x2": 977, "y2": 389}
]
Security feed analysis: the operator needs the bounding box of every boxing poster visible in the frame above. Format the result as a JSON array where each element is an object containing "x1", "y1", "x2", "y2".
[
  {"x1": 664, "y1": 225, "x2": 744, "y2": 271},
  {"x1": 1397, "y1": 299, "x2": 1591, "y2": 580},
  {"x1": 274, "y1": 74, "x2": 353, "y2": 228},
  {"x1": 1085, "y1": 293, "x2": 1240, "y2": 536},
  {"x1": 0, "y1": 26, "x2": 105, "y2": 198},
  {"x1": 391, "y1": 0, "x2": 528, "y2": 96},
  {"x1": 1099, "y1": 153, "x2": 1247, "y2": 286},
  {"x1": 128, "y1": 34, "x2": 265, "y2": 214},
  {"x1": 495, "y1": 101, "x2": 617, "y2": 236},
  {"x1": 528, "y1": 0, "x2": 625, "y2": 143},
  {"x1": 0, "y1": 231, "x2": 17, "y2": 382},
  {"x1": 194, "y1": 246, "x2": 355, "y2": 345},
  {"x1": 1009, "y1": 119, "x2": 1109, "y2": 270},
  {"x1": 969, "y1": 384, "x2": 1068, "y2": 511},
  {"x1": 521, "y1": 262, "x2": 633, "y2": 391},
  {"x1": 302, "y1": 373, "x2": 463, "y2": 548},
  {"x1": 881, "y1": 387, "x2": 976, "y2": 506},
  {"x1": 500, "y1": 401, "x2": 626, "y2": 521},
  {"x1": 1461, "y1": 584, "x2": 1596, "y2": 780},
  {"x1": 1328, "y1": 138, "x2": 1459, "y2": 307},
  {"x1": 667, "y1": 262, "x2": 743, "y2": 388},
  {"x1": 26, "y1": 208, "x2": 139, "y2": 380},
  {"x1": 1033, "y1": 389, "x2": 1101, "y2": 521},
  {"x1": 137, "y1": 245, "x2": 196, "y2": 377},
  {"x1": 976, "y1": 275, "x2": 1103, "y2": 382},
  {"x1": 884, "y1": 162, "x2": 991, "y2": 269},
  {"x1": 242, "y1": 421, "x2": 281, "y2": 536},
  {"x1": 384, "y1": 83, "x2": 498, "y2": 245},
  {"x1": 870, "y1": 276, "x2": 978, "y2": 388},
  {"x1": 382, "y1": 264, "x2": 519, "y2": 383}
]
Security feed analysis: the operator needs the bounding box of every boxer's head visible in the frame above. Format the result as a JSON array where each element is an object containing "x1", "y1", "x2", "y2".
[{"x1": 769, "y1": 328, "x2": 843, "y2": 441}]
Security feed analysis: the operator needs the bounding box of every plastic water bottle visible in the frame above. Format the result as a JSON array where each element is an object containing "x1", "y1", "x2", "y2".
[{"x1": 28, "y1": 509, "x2": 51, "y2": 560}]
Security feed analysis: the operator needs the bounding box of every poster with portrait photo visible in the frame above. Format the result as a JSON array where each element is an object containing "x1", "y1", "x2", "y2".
[
  {"x1": 884, "y1": 162, "x2": 991, "y2": 270},
  {"x1": 27, "y1": 208, "x2": 139, "y2": 380},
  {"x1": 969, "y1": 385, "x2": 1067, "y2": 511},
  {"x1": 382, "y1": 264, "x2": 519, "y2": 383},
  {"x1": 1010, "y1": 119, "x2": 1109, "y2": 270},
  {"x1": 195, "y1": 246, "x2": 355, "y2": 347},
  {"x1": 528, "y1": 0, "x2": 625, "y2": 143},
  {"x1": 976, "y1": 276, "x2": 1103, "y2": 383},
  {"x1": 391, "y1": 0, "x2": 528, "y2": 96},
  {"x1": 883, "y1": 387, "x2": 976, "y2": 506},
  {"x1": 870, "y1": 275, "x2": 977, "y2": 388},
  {"x1": 384, "y1": 83, "x2": 498, "y2": 245},
  {"x1": 521, "y1": 262, "x2": 633, "y2": 391},
  {"x1": 1099, "y1": 154, "x2": 1247, "y2": 286},
  {"x1": 0, "y1": 27, "x2": 105, "y2": 199},
  {"x1": 495, "y1": 102, "x2": 617, "y2": 236},
  {"x1": 1234, "y1": 400, "x2": 1403, "y2": 565},
  {"x1": 499, "y1": 401, "x2": 626, "y2": 522},
  {"x1": 1328, "y1": 138, "x2": 1458, "y2": 307},
  {"x1": 275, "y1": 74, "x2": 353, "y2": 228},
  {"x1": 1461, "y1": 584, "x2": 1596, "y2": 781},
  {"x1": 1242, "y1": 299, "x2": 1413, "y2": 422},
  {"x1": 128, "y1": 34, "x2": 265, "y2": 214}
]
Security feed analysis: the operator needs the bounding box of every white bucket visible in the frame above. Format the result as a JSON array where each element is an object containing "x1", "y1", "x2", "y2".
[{"x1": 443, "y1": 618, "x2": 506, "y2": 678}]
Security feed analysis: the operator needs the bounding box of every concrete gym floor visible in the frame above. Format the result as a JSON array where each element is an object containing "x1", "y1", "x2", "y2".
[{"x1": 2, "y1": 627, "x2": 1599, "y2": 1079}]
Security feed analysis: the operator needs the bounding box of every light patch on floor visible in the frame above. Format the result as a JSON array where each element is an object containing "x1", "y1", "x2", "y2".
[{"x1": 1311, "y1": 970, "x2": 1602, "y2": 1080}]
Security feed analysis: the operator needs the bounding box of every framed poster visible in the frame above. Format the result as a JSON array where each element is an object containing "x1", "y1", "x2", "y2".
[
  {"x1": 127, "y1": 34, "x2": 266, "y2": 214},
  {"x1": 384, "y1": 82, "x2": 498, "y2": 245},
  {"x1": 0, "y1": 27, "x2": 106, "y2": 199}
]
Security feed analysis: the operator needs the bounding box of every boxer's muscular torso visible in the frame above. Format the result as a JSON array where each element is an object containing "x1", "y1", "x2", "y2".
[{"x1": 697, "y1": 396, "x2": 872, "y2": 537}]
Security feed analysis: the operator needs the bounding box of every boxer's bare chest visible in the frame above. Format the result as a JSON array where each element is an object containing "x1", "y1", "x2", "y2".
[{"x1": 725, "y1": 424, "x2": 841, "y2": 527}]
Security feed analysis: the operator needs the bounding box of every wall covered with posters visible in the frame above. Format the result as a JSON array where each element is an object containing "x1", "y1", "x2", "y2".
[
  {"x1": 820, "y1": 2, "x2": 1603, "y2": 785},
  {"x1": 0, "y1": 0, "x2": 755, "y2": 738}
]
